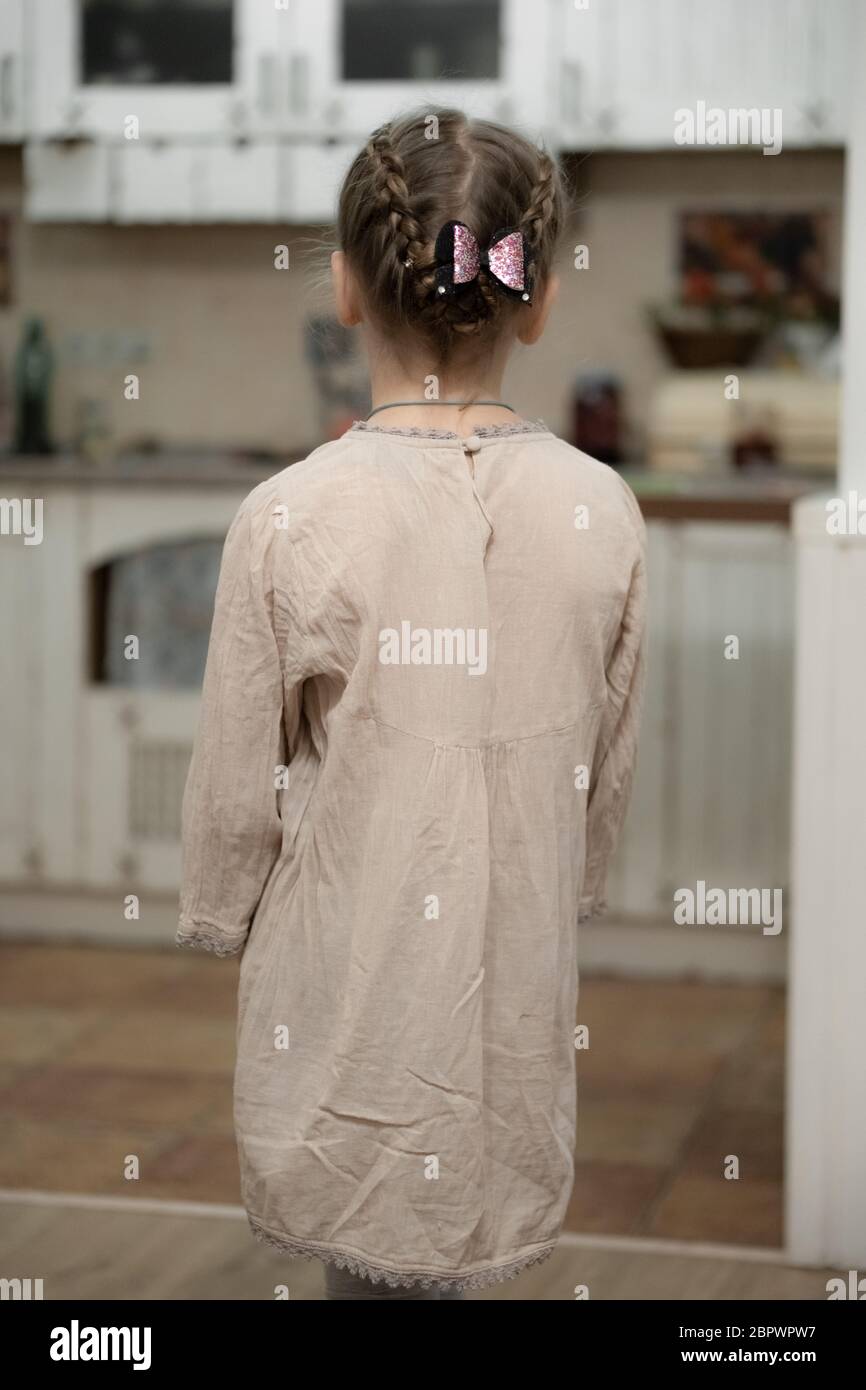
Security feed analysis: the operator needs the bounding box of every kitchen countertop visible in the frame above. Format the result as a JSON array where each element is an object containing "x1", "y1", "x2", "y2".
[
  {"x1": 0, "y1": 450, "x2": 305, "y2": 487},
  {"x1": 0, "y1": 451, "x2": 830, "y2": 523},
  {"x1": 621, "y1": 468, "x2": 829, "y2": 524}
]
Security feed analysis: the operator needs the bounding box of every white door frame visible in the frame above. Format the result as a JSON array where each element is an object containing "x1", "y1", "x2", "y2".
[{"x1": 786, "y1": 0, "x2": 866, "y2": 1269}]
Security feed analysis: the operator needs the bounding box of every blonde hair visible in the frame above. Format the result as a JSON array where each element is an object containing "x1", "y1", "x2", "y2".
[{"x1": 336, "y1": 107, "x2": 566, "y2": 365}]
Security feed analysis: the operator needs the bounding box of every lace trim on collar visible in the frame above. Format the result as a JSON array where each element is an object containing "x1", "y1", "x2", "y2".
[{"x1": 349, "y1": 418, "x2": 549, "y2": 440}]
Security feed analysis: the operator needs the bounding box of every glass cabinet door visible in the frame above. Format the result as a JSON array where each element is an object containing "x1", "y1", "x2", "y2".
[
  {"x1": 340, "y1": 0, "x2": 500, "y2": 82},
  {"x1": 288, "y1": 0, "x2": 550, "y2": 136},
  {"x1": 80, "y1": 0, "x2": 233, "y2": 86},
  {"x1": 28, "y1": 0, "x2": 284, "y2": 138}
]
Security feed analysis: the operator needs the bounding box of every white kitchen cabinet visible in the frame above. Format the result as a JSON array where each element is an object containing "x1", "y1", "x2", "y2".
[
  {"x1": 24, "y1": 141, "x2": 113, "y2": 220},
  {"x1": 234, "y1": 0, "x2": 292, "y2": 136},
  {"x1": 286, "y1": 0, "x2": 551, "y2": 138},
  {"x1": 798, "y1": 0, "x2": 856, "y2": 144},
  {"x1": 28, "y1": 137, "x2": 321, "y2": 225},
  {"x1": 662, "y1": 0, "x2": 855, "y2": 149},
  {"x1": 605, "y1": 519, "x2": 793, "y2": 918},
  {"x1": 280, "y1": 140, "x2": 355, "y2": 223},
  {"x1": 554, "y1": 0, "x2": 854, "y2": 150},
  {"x1": 115, "y1": 143, "x2": 202, "y2": 222},
  {"x1": 81, "y1": 486, "x2": 246, "y2": 894},
  {"x1": 26, "y1": 0, "x2": 290, "y2": 140},
  {"x1": 0, "y1": 468, "x2": 262, "y2": 897},
  {"x1": 111, "y1": 138, "x2": 348, "y2": 225},
  {"x1": 666, "y1": 522, "x2": 793, "y2": 895},
  {"x1": 203, "y1": 141, "x2": 282, "y2": 219},
  {"x1": 116, "y1": 139, "x2": 281, "y2": 222},
  {"x1": 83, "y1": 687, "x2": 203, "y2": 892},
  {"x1": 556, "y1": 0, "x2": 636, "y2": 149},
  {"x1": 0, "y1": 0, "x2": 23, "y2": 140}
]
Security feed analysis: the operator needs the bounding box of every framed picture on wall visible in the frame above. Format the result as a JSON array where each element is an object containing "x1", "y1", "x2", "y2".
[{"x1": 679, "y1": 211, "x2": 838, "y2": 323}]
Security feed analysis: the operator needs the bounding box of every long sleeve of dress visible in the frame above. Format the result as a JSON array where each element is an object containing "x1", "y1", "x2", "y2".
[
  {"x1": 176, "y1": 487, "x2": 292, "y2": 956},
  {"x1": 578, "y1": 499, "x2": 648, "y2": 922}
]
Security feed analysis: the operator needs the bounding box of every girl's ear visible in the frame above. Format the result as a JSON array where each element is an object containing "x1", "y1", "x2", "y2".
[
  {"x1": 517, "y1": 272, "x2": 559, "y2": 346},
  {"x1": 332, "y1": 250, "x2": 364, "y2": 328}
]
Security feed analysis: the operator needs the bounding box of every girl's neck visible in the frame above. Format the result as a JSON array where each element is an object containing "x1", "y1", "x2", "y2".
[{"x1": 365, "y1": 353, "x2": 519, "y2": 437}]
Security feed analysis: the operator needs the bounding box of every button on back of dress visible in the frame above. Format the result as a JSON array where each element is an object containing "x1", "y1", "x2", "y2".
[
  {"x1": 462, "y1": 434, "x2": 482, "y2": 479},
  {"x1": 458, "y1": 436, "x2": 493, "y2": 551}
]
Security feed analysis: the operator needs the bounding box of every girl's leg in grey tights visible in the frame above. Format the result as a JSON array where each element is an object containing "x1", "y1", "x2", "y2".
[{"x1": 323, "y1": 1264, "x2": 466, "y2": 1300}]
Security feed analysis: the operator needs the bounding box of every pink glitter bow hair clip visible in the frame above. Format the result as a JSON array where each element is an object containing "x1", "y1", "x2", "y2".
[{"x1": 432, "y1": 221, "x2": 534, "y2": 304}]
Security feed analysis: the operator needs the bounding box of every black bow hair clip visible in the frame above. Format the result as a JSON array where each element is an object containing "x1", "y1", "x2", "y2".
[{"x1": 432, "y1": 221, "x2": 534, "y2": 304}]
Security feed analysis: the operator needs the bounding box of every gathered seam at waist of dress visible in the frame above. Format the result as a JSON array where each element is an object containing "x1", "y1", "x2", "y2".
[{"x1": 355, "y1": 707, "x2": 603, "y2": 751}]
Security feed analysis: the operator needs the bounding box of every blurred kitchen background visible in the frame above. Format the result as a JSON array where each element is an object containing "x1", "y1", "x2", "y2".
[{"x1": 0, "y1": 0, "x2": 864, "y2": 1300}]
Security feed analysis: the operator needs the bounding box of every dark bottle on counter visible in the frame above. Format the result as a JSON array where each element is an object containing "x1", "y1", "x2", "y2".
[
  {"x1": 732, "y1": 403, "x2": 778, "y2": 472},
  {"x1": 13, "y1": 317, "x2": 54, "y2": 455},
  {"x1": 572, "y1": 372, "x2": 623, "y2": 466}
]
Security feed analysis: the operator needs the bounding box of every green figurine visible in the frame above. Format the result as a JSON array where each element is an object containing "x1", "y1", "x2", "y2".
[{"x1": 13, "y1": 317, "x2": 54, "y2": 454}]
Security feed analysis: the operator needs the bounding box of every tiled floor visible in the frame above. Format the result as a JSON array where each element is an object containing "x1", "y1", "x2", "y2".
[
  {"x1": 0, "y1": 943, "x2": 784, "y2": 1245},
  {"x1": 569, "y1": 977, "x2": 784, "y2": 1245}
]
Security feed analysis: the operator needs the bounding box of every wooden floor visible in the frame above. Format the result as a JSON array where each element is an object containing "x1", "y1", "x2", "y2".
[
  {"x1": 0, "y1": 1196, "x2": 828, "y2": 1300},
  {"x1": 0, "y1": 943, "x2": 784, "y2": 1247}
]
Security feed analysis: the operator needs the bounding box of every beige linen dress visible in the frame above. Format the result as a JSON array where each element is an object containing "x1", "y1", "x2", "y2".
[{"x1": 177, "y1": 417, "x2": 647, "y2": 1292}]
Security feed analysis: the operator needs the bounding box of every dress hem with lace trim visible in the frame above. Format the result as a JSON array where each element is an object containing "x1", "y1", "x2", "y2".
[{"x1": 248, "y1": 1213, "x2": 557, "y2": 1292}]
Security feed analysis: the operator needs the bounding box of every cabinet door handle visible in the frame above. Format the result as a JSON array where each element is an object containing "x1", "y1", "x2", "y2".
[
  {"x1": 0, "y1": 54, "x2": 14, "y2": 124},
  {"x1": 190, "y1": 151, "x2": 208, "y2": 219},
  {"x1": 560, "y1": 59, "x2": 581, "y2": 126},
  {"x1": 257, "y1": 52, "x2": 278, "y2": 118},
  {"x1": 289, "y1": 53, "x2": 310, "y2": 117}
]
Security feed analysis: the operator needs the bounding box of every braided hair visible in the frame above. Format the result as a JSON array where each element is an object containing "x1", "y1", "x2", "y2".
[{"x1": 337, "y1": 108, "x2": 565, "y2": 363}]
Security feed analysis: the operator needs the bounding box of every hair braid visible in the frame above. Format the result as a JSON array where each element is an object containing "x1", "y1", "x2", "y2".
[
  {"x1": 519, "y1": 150, "x2": 558, "y2": 289},
  {"x1": 365, "y1": 125, "x2": 432, "y2": 304}
]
